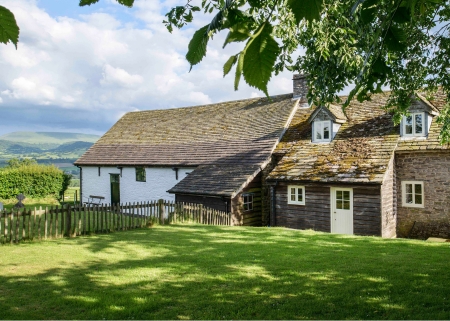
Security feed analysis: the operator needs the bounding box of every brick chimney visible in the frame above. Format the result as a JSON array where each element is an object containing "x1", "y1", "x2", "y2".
[{"x1": 293, "y1": 74, "x2": 308, "y2": 106}]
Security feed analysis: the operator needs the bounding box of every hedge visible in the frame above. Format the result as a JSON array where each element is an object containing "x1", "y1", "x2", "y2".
[{"x1": 0, "y1": 164, "x2": 69, "y2": 199}]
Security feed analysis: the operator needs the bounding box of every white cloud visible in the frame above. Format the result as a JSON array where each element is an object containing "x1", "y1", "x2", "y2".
[
  {"x1": 0, "y1": 0, "x2": 296, "y2": 135},
  {"x1": 101, "y1": 64, "x2": 144, "y2": 88}
]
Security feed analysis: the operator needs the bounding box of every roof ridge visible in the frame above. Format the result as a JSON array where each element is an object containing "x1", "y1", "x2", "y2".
[{"x1": 125, "y1": 93, "x2": 293, "y2": 114}]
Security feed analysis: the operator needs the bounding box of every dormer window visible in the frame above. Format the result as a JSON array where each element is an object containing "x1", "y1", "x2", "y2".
[
  {"x1": 402, "y1": 112, "x2": 425, "y2": 137},
  {"x1": 313, "y1": 121, "x2": 331, "y2": 142}
]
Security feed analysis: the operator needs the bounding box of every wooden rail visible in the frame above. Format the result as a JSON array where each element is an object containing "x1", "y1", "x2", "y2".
[{"x1": 0, "y1": 200, "x2": 232, "y2": 244}]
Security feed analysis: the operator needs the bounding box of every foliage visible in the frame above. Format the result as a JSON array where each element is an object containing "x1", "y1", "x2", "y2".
[
  {"x1": 0, "y1": 5, "x2": 19, "y2": 48},
  {"x1": 6, "y1": 158, "x2": 38, "y2": 168},
  {"x1": 0, "y1": 163, "x2": 68, "y2": 199},
  {"x1": 69, "y1": 178, "x2": 80, "y2": 187},
  {"x1": 60, "y1": 172, "x2": 72, "y2": 200},
  {"x1": 0, "y1": 226, "x2": 449, "y2": 319},
  {"x1": 162, "y1": 0, "x2": 450, "y2": 142}
]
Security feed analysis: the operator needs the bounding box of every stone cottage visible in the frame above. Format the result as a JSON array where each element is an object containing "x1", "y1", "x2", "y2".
[{"x1": 267, "y1": 75, "x2": 449, "y2": 238}]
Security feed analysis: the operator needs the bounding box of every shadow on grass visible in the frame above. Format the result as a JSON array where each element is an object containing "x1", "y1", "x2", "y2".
[{"x1": 0, "y1": 225, "x2": 449, "y2": 320}]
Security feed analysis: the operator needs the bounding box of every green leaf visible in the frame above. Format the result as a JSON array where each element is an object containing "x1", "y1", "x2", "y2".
[
  {"x1": 186, "y1": 25, "x2": 209, "y2": 68},
  {"x1": 248, "y1": 0, "x2": 264, "y2": 7},
  {"x1": 0, "y1": 5, "x2": 20, "y2": 49},
  {"x1": 287, "y1": 0, "x2": 324, "y2": 24},
  {"x1": 223, "y1": 54, "x2": 238, "y2": 77},
  {"x1": 80, "y1": 0, "x2": 134, "y2": 7},
  {"x1": 235, "y1": 52, "x2": 244, "y2": 90},
  {"x1": 223, "y1": 24, "x2": 251, "y2": 48},
  {"x1": 392, "y1": 6, "x2": 411, "y2": 23},
  {"x1": 360, "y1": 7, "x2": 377, "y2": 23},
  {"x1": 242, "y1": 23, "x2": 280, "y2": 95},
  {"x1": 79, "y1": 0, "x2": 100, "y2": 6},
  {"x1": 384, "y1": 24, "x2": 407, "y2": 52},
  {"x1": 116, "y1": 0, "x2": 134, "y2": 7}
]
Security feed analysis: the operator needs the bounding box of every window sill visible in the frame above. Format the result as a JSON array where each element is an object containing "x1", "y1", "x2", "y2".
[
  {"x1": 400, "y1": 136, "x2": 427, "y2": 140},
  {"x1": 402, "y1": 204, "x2": 424, "y2": 208}
]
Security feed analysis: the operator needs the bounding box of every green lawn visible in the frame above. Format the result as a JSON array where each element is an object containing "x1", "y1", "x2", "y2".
[{"x1": 0, "y1": 225, "x2": 449, "y2": 320}]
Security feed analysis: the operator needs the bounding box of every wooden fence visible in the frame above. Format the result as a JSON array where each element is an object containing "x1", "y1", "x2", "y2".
[{"x1": 0, "y1": 200, "x2": 231, "y2": 244}]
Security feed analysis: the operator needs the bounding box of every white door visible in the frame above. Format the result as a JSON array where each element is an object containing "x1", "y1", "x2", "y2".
[{"x1": 331, "y1": 187, "x2": 353, "y2": 235}]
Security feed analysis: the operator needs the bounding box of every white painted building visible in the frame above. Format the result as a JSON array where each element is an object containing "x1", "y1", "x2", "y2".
[
  {"x1": 80, "y1": 166, "x2": 195, "y2": 204},
  {"x1": 74, "y1": 91, "x2": 299, "y2": 217}
]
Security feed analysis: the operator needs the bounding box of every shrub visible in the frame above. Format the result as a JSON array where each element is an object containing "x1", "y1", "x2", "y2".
[
  {"x1": 0, "y1": 164, "x2": 69, "y2": 199},
  {"x1": 69, "y1": 178, "x2": 80, "y2": 187}
]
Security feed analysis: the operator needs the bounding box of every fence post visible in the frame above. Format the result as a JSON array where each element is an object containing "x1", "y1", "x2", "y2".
[
  {"x1": 65, "y1": 204, "x2": 71, "y2": 237},
  {"x1": 158, "y1": 199, "x2": 165, "y2": 225}
]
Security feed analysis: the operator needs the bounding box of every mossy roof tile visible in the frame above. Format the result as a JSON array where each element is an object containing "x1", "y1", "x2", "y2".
[{"x1": 270, "y1": 90, "x2": 449, "y2": 183}]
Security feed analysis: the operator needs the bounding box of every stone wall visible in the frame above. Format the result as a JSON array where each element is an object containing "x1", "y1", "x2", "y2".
[{"x1": 395, "y1": 151, "x2": 450, "y2": 238}]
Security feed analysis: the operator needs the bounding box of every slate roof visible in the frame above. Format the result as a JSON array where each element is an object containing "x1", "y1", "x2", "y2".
[
  {"x1": 270, "y1": 93, "x2": 399, "y2": 183},
  {"x1": 168, "y1": 164, "x2": 261, "y2": 198},
  {"x1": 75, "y1": 94, "x2": 298, "y2": 196}
]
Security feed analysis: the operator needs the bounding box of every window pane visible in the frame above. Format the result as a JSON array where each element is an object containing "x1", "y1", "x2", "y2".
[
  {"x1": 406, "y1": 193, "x2": 413, "y2": 204},
  {"x1": 406, "y1": 184, "x2": 412, "y2": 194},
  {"x1": 136, "y1": 167, "x2": 146, "y2": 182},
  {"x1": 343, "y1": 191, "x2": 350, "y2": 201},
  {"x1": 316, "y1": 130, "x2": 322, "y2": 140},
  {"x1": 297, "y1": 188, "x2": 303, "y2": 202},
  {"x1": 290, "y1": 188, "x2": 296, "y2": 201},
  {"x1": 324, "y1": 125, "x2": 330, "y2": 139},
  {"x1": 343, "y1": 201, "x2": 350, "y2": 210},
  {"x1": 414, "y1": 184, "x2": 422, "y2": 194},
  {"x1": 415, "y1": 114, "x2": 423, "y2": 134},
  {"x1": 405, "y1": 116, "x2": 413, "y2": 134},
  {"x1": 315, "y1": 122, "x2": 322, "y2": 140},
  {"x1": 336, "y1": 200, "x2": 343, "y2": 209},
  {"x1": 415, "y1": 194, "x2": 422, "y2": 204},
  {"x1": 336, "y1": 191, "x2": 342, "y2": 200}
]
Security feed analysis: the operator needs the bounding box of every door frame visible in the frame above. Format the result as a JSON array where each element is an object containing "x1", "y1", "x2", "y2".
[
  {"x1": 110, "y1": 173, "x2": 121, "y2": 205},
  {"x1": 330, "y1": 187, "x2": 354, "y2": 234}
]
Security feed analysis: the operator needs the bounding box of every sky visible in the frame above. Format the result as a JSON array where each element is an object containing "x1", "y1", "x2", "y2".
[{"x1": 0, "y1": 0, "x2": 296, "y2": 136}]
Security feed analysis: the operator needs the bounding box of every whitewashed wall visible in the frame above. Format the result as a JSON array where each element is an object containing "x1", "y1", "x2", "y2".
[{"x1": 81, "y1": 166, "x2": 196, "y2": 204}]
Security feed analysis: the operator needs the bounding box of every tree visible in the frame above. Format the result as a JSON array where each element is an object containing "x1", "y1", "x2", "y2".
[
  {"x1": 7, "y1": 158, "x2": 38, "y2": 168},
  {"x1": 2, "y1": 0, "x2": 450, "y2": 142}
]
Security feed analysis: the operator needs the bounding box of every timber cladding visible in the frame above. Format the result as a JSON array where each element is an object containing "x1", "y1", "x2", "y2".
[
  {"x1": 395, "y1": 151, "x2": 450, "y2": 238},
  {"x1": 175, "y1": 195, "x2": 230, "y2": 213},
  {"x1": 273, "y1": 182, "x2": 382, "y2": 236}
]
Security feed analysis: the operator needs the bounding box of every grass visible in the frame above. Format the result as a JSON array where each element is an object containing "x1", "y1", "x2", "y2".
[
  {"x1": 0, "y1": 195, "x2": 60, "y2": 210},
  {"x1": 0, "y1": 187, "x2": 80, "y2": 210},
  {"x1": 0, "y1": 225, "x2": 449, "y2": 320}
]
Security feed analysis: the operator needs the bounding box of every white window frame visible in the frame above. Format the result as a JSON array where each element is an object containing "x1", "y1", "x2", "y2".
[
  {"x1": 401, "y1": 181, "x2": 424, "y2": 208},
  {"x1": 402, "y1": 112, "x2": 425, "y2": 137},
  {"x1": 288, "y1": 185, "x2": 305, "y2": 205},
  {"x1": 313, "y1": 120, "x2": 331, "y2": 142},
  {"x1": 242, "y1": 193, "x2": 253, "y2": 211}
]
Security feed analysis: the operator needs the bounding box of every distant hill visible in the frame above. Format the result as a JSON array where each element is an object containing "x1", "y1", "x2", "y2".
[
  {"x1": 0, "y1": 131, "x2": 100, "y2": 163},
  {"x1": 0, "y1": 132, "x2": 100, "y2": 145}
]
